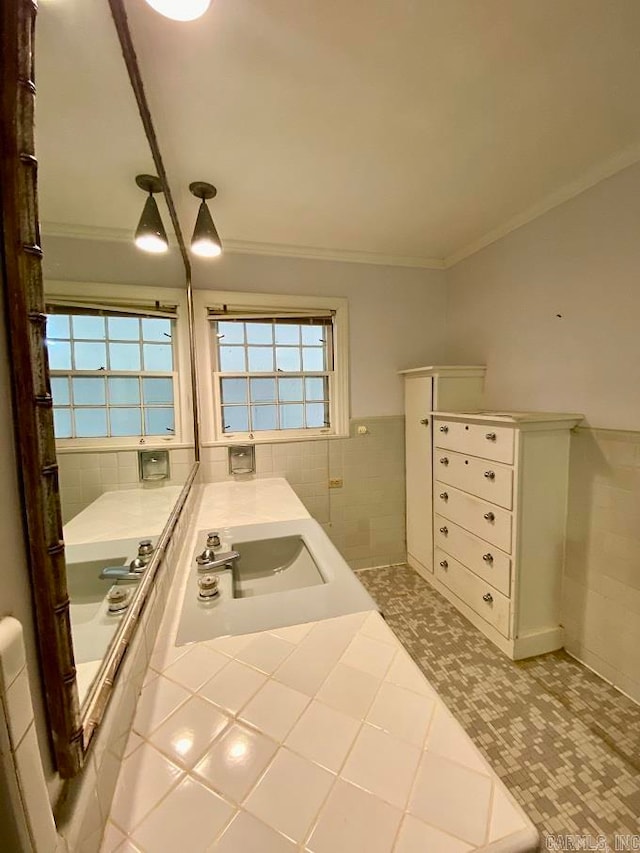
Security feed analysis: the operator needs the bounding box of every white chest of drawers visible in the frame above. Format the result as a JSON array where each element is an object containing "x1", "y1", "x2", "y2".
[{"x1": 430, "y1": 410, "x2": 582, "y2": 660}]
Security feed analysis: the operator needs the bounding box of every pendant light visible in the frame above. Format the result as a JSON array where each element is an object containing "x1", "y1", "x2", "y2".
[
  {"x1": 144, "y1": 0, "x2": 211, "y2": 22},
  {"x1": 134, "y1": 174, "x2": 169, "y2": 254},
  {"x1": 189, "y1": 182, "x2": 222, "y2": 258}
]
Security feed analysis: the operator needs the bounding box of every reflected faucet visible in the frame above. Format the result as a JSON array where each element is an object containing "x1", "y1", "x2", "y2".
[{"x1": 99, "y1": 539, "x2": 155, "y2": 581}]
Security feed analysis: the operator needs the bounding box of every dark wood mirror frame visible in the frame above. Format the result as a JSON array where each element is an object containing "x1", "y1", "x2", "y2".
[{"x1": 1, "y1": 0, "x2": 199, "y2": 778}]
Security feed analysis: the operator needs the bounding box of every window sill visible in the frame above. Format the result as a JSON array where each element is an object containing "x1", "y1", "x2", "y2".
[
  {"x1": 55, "y1": 440, "x2": 194, "y2": 454},
  {"x1": 202, "y1": 432, "x2": 348, "y2": 447}
]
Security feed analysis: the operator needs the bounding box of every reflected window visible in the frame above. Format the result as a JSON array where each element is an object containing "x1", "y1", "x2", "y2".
[{"x1": 46, "y1": 311, "x2": 177, "y2": 440}]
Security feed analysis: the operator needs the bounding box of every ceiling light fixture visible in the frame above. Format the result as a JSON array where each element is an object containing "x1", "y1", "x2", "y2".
[
  {"x1": 189, "y1": 182, "x2": 222, "y2": 258},
  {"x1": 134, "y1": 174, "x2": 169, "y2": 254},
  {"x1": 144, "y1": 0, "x2": 211, "y2": 22}
]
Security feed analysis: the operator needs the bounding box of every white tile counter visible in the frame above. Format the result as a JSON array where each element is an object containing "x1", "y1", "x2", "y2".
[
  {"x1": 64, "y1": 485, "x2": 183, "y2": 546},
  {"x1": 100, "y1": 479, "x2": 538, "y2": 853}
]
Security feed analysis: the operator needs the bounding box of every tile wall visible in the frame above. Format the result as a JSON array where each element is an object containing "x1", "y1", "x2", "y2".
[
  {"x1": 563, "y1": 427, "x2": 640, "y2": 704},
  {"x1": 58, "y1": 448, "x2": 196, "y2": 525},
  {"x1": 200, "y1": 416, "x2": 406, "y2": 570}
]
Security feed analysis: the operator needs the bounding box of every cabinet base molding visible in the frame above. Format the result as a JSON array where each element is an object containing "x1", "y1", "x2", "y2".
[
  {"x1": 407, "y1": 551, "x2": 432, "y2": 578},
  {"x1": 416, "y1": 567, "x2": 564, "y2": 660}
]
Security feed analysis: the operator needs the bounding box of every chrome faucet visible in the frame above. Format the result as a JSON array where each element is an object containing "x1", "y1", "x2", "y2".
[
  {"x1": 99, "y1": 539, "x2": 155, "y2": 581},
  {"x1": 196, "y1": 531, "x2": 239, "y2": 572}
]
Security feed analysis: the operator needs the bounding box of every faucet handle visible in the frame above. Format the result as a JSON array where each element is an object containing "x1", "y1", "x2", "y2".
[
  {"x1": 206, "y1": 531, "x2": 221, "y2": 548},
  {"x1": 138, "y1": 540, "x2": 154, "y2": 557}
]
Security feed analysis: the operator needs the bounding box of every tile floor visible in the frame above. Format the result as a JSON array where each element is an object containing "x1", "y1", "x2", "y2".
[{"x1": 358, "y1": 565, "x2": 640, "y2": 847}]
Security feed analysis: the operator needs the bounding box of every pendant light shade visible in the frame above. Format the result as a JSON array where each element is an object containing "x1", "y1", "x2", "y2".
[
  {"x1": 145, "y1": 0, "x2": 211, "y2": 22},
  {"x1": 189, "y1": 182, "x2": 222, "y2": 258},
  {"x1": 134, "y1": 175, "x2": 169, "y2": 254}
]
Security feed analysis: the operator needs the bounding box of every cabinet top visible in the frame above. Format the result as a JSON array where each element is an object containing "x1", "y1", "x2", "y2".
[
  {"x1": 398, "y1": 365, "x2": 486, "y2": 377},
  {"x1": 432, "y1": 410, "x2": 584, "y2": 428}
]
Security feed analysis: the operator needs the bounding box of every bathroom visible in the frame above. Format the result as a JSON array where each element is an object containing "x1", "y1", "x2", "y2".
[{"x1": 0, "y1": 0, "x2": 639, "y2": 850}]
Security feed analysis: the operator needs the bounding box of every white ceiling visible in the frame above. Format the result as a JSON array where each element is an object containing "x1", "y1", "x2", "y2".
[{"x1": 39, "y1": 0, "x2": 640, "y2": 270}]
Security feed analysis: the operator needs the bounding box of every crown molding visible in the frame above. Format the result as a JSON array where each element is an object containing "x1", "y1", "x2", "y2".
[
  {"x1": 443, "y1": 145, "x2": 640, "y2": 269},
  {"x1": 220, "y1": 239, "x2": 445, "y2": 269},
  {"x1": 40, "y1": 222, "x2": 445, "y2": 269}
]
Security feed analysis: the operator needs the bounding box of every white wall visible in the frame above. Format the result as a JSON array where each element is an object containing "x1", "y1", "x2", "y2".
[
  {"x1": 193, "y1": 252, "x2": 448, "y2": 417},
  {"x1": 445, "y1": 161, "x2": 640, "y2": 431}
]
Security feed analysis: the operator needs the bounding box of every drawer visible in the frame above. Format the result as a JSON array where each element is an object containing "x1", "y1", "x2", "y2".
[
  {"x1": 434, "y1": 419, "x2": 515, "y2": 464},
  {"x1": 434, "y1": 515, "x2": 511, "y2": 597},
  {"x1": 435, "y1": 548, "x2": 510, "y2": 638},
  {"x1": 434, "y1": 448, "x2": 513, "y2": 509},
  {"x1": 434, "y1": 482, "x2": 513, "y2": 552}
]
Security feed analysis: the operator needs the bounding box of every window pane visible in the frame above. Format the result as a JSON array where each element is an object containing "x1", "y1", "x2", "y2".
[
  {"x1": 111, "y1": 408, "x2": 142, "y2": 437},
  {"x1": 302, "y1": 324, "x2": 325, "y2": 346},
  {"x1": 248, "y1": 347, "x2": 273, "y2": 372},
  {"x1": 250, "y1": 378, "x2": 276, "y2": 402},
  {"x1": 53, "y1": 409, "x2": 72, "y2": 438},
  {"x1": 145, "y1": 407, "x2": 175, "y2": 435},
  {"x1": 281, "y1": 404, "x2": 304, "y2": 429},
  {"x1": 278, "y1": 378, "x2": 303, "y2": 401},
  {"x1": 72, "y1": 377, "x2": 106, "y2": 405},
  {"x1": 305, "y1": 377, "x2": 327, "y2": 401},
  {"x1": 74, "y1": 342, "x2": 107, "y2": 370},
  {"x1": 48, "y1": 340, "x2": 72, "y2": 370},
  {"x1": 75, "y1": 408, "x2": 108, "y2": 437},
  {"x1": 142, "y1": 378, "x2": 174, "y2": 404},
  {"x1": 302, "y1": 347, "x2": 324, "y2": 371},
  {"x1": 219, "y1": 346, "x2": 246, "y2": 372},
  {"x1": 47, "y1": 315, "x2": 70, "y2": 339},
  {"x1": 109, "y1": 342, "x2": 141, "y2": 371},
  {"x1": 221, "y1": 378, "x2": 247, "y2": 404},
  {"x1": 143, "y1": 344, "x2": 173, "y2": 372},
  {"x1": 275, "y1": 324, "x2": 299, "y2": 345},
  {"x1": 50, "y1": 377, "x2": 70, "y2": 406},
  {"x1": 251, "y1": 405, "x2": 277, "y2": 431},
  {"x1": 246, "y1": 323, "x2": 273, "y2": 345},
  {"x1": 142, "y1": 318, "x2": 172, "y2": 342},
  {"x1": 72, "y1": 315, "x2": 105, "y2": 340},
  {"x1": 222, "y1": 406, "x2": 249, "y2": 433},
  {"x1": 216, "y1": 321, "x2": 244, "y2": 344},
  {"x1": 275, "y1": 347, "x2": 301, "y2": 372},
  {"x1": 306, "y1": 402, "x2": 329, "y2": 428},
  {"x1": 108, "y1": 377, "x2": 140, "y2": 405},
  {"x1": 108, "y1": 316, "x2": 140, "y2": 340}
]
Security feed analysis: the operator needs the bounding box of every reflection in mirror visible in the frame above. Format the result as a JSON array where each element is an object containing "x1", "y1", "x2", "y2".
[{"x1": 35, "y1": 0, "x2": 195, "y2": 706}]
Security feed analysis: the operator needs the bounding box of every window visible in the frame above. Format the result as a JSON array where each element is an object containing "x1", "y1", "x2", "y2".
[
  {"x1": 46, "y1": 309, "x2": 178, "y2": 442},
  {"x1": 197, "y1": 291, "x2": 349, "y2": 443}
]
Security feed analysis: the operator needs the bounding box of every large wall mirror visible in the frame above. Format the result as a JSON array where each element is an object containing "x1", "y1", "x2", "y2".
[{"x1": 1, "y1": 0, "x2": 198, "y2": 775}]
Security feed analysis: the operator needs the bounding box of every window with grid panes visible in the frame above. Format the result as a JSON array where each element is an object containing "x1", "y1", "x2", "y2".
[
  {"x1": 212, "y1": 316, "x2": 333, "y2": 435},
  {"x1": 46, "y1": 312, "x2": 177, "y2": 440}
]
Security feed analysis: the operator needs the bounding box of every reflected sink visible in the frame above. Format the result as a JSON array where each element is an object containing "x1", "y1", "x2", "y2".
[{"x1": 231, "y1": 535, "x2": 325, "y2": 598}]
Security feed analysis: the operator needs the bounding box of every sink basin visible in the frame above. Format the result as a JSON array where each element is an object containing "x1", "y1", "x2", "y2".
[{"x1": 231, "y1": 535, "x2": 325, "y2": 598}]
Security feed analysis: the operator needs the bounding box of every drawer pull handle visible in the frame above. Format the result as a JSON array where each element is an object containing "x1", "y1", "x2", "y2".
[
  {"x1": 485, "y1": 432, "x2": 497, "y2": 441},
  {"x1": 483, "y1": 512, "x2": 495, "y2": 522},
  {"x1": 484, "y1": 470, "x2": 496, "y2": 480},
  {"x1": 482, "y1": 553, "x2": 494, "y2": 563},
  {"x1": 439, "y1": 457, "x2": 449, "y2": 466},
  {"x1": 483, "y1": 592, "x2": 494, "y2": 603},
  {"x1": 420, "y1": 417, "x2": 429, "y2": 425},
  {"x1": 439, "y1": 526, "x2": 449, "y2": 535},
  {"x1": 439, "y1": 492, "x2": 449, "y2": 501},
  {"x1": 439, "y1": 425, "x2": 449, "y2": 433},
  {"x1": 439, "y1": 560, "x2": 448, "y2": 569}
]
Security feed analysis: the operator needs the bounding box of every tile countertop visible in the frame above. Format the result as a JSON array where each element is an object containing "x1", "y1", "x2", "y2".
[
  {"x1": 64, "y1": 485, "x2": 183, "y2": 547},
  {"x1": 101, "y1": 479, "x2": 538, "y2": 853}
]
